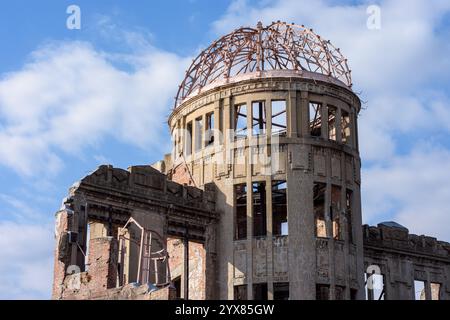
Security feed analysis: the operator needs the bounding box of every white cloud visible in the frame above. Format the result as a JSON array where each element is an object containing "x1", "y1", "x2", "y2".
[
  {"x1": 0, "y1": 41, "x2": 189, "y2": 177},
  {"x1": 0, "y1": 221, "x2": 54, "y2": 299},
  {"x1": 363, "y1": 144, "x2": 450, "y2": 242}
]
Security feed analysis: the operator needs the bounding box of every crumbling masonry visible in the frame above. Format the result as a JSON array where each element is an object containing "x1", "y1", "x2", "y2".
[{"x1": 52, "y1": 22, "x2": 450, "y2": 300}]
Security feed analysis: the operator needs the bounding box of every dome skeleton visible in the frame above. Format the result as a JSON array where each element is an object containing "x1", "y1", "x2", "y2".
[{"x1": 175, "y1": 21, "x2": 352, "y2": 108}]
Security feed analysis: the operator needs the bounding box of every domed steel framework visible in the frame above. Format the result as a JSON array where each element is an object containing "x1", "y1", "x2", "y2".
[{"x1": 175, "y1": 21, "x2": 352, "y2": 107}]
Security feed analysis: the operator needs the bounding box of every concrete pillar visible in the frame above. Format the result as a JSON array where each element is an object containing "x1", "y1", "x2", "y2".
[
  {"x1": 352, "y1": 184, "x2": 365, "y2": 299},
  {"x1": 325, "y1": 181, "x2": 335, "y2": 300},
  {"x1": 299, "y1": 92, "x2": 309, "y2": 137},
  {"x1": 183, "y1": 232, "x2": 189, "y2": 299},
  {"x1": 204, "y1": 222, "x2": 217, "y2": 299},
  {"x1": 266, "y1": 176, "x2": 274, "y2": 300},
  {"x1": 321, "y1": 103, "x2": 328, "y2": 140},
  {"x1": 287, "y1": 146, "x2": 316, "y2": 299},
  {"x1": 288, "y1": 90, "x2": 297, "y2": 137},
  {"x1": 246, "y1": 162, "x2": 254, "y2": 300}
]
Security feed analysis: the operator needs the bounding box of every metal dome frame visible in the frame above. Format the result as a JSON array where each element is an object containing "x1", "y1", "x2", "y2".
[{"x1": 175, "y1": 21, "x2": 352, "y2": 108}]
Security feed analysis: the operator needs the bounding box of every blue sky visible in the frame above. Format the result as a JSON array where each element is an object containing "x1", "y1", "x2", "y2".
[{"x1": 0, "y1": 0, "x2": 449, "y2": 299}]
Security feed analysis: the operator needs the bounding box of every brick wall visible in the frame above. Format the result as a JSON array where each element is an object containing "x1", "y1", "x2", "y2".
[
  {"x1": 87, "y1": 236, "x2": 118, "y2": 291},
  {"x1": 167, "y1": 237, "x2": 207, "y2": 300},
  {"x1": 171, "y1": 163, "x2": 194, "y2": 186}
]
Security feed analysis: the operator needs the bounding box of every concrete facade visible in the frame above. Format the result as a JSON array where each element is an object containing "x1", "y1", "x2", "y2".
[
  {"x1": 167, "y1": 73, "x2": 363, "y2": 300},
  {"x1": 51, "y1": 22, "x2": 450, "y2": 300}
]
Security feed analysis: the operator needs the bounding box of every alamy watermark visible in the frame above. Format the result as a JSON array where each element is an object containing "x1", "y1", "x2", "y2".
[
  {"x1": 66, "y1": 5, "x2": 81, "y2": 30},
  {"x1": 366, "y1": 5, "x2": 381, "y2": 30}
]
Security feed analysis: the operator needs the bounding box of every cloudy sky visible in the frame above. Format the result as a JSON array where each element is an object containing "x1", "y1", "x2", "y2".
[{"x1": 0, "y1": 0, "x2": 449, "y2": 299}]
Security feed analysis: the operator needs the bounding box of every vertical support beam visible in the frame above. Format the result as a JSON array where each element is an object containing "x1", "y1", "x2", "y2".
[
  {"x1": 325, "y1": 180, "x2": 335, "y2": 300},
  {"x1": 287, "y1": 144, "x2": 315, "y2": 299},
  {"x1": 425, "y1": 272, "x2": 432, "y2": 300},
  {"x1": 299, "y1": 92, "x2": 309, "y2": 137},
  {"x1": 350, "y1": 110, "x2": 356, "y2": 149},
  {"x1": 202, "y1": 113, "x2": 206, "y2": 151},
  {"x1": 213, "y1": 99, "x2": 221, "y2": 148},
  {"x1": 192, "y1": 115, "x2": 198, "y2": 156},
  {"x1": 70, "y1": 209, "x2": 79, "y2": 266},
  {"x1": 246, "y1": 97, "x2": 254, "y2": 300},
  {"x1": 224, "y1": 96, "x2": 232, "y2": 165},
  {"x1": 184, "y1": 226, "x2": 189, "y2": 300},
  {"x1": 247, "y1": 98, "x2": 253, "y2": 139},
  {"x1": 182, "y1": 115, "x2": 187, "y2": 157},
  {"x1": 204, "y1": 222, "x2": 217, "y2": 300},
  {"x1": 321, "y1": 103, "x2": 328, "y2": 140},
  {"x1": 336, "y1": 106, "x2": 342, "y2": 144},
  {"x1": 246, "y1": 161, "x2": 254, "y2": 300},
  {"x1": 353, "y1": 182, "x2": 365, "y2": 299},
  {"x1": 288, "y1": 90, "x2": 297, "y2": 138},
  {"x1": 342, "y1": 156, "x2": 351, "y2": 299},
  {"x1": 354, "y1": 113, "x2": 359, "y2": 151},
  {"x1": 266, "y1": 98, "x2": 272, "y2": 142},
  {"x1": 223, "y1": 180, "x2": 235, "y2": 300},
  {"x1": 266, "y1": 176, "x2": 274, "y2": 300}
]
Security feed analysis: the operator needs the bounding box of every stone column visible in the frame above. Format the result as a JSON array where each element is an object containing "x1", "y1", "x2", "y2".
[
  {"x1": 287, "y1": 143, "x2": 316, "y2": 299},
  {"x1": 204, "y1": 222, "x2": 218, "y2": 299},
  {"x1": 288, "y1": 90, "x2": 297, "y2": 137}
]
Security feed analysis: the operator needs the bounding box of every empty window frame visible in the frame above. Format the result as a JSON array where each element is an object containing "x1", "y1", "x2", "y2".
[
  {"x1": 234, "y1": 103, "x2": 248, "y2": 139},
  {"x1": 205, "y1": 112, "x2": 215, "y2": 146},
  {"x1": 414, "y1": 280, "x2": 426, "y2": 300},
  {"x1": 431, "y1": 283, "x2": 441, "y2": 300},
  {"x1": 253, "y1": 181, "x2": 267, "y2": 237},
  {"x1": 252, "y1": 101, "x2": 266, "y2": 136},
  {"x1": 335, "y1": 286, "x2": 346, "y2": 300},
  {"x1": 253, "y1": 283, "x2": 268, "y2": 300},
  {"x1": 271, "y1": 100, "x2": 287, "y2": 135},
  {"x1": 185, "y1": 121, "x2": 193, "y2": 156},
  {"x1": 309, "y1": 102, "x2": 322, "y2": 137},
  {"x1": 272, "y1": 181, "x2": 288, "y2": 236},
  {"x1": 194, "y1": 117, "x2": 203, "y2": 152},
  {"x1": 316, "y1": 284, "x2": 330, "y2": 300},
  {"x1": 328, "y1": 105, "x2": 337, "y2": 141},
  {"x1": 235, "y1": 184, "x2": 248, "y2": 240},
  {"x1": 341, "y1": 109, "x2": 351, "y2": 144},
  {"x1": 331, "y1": 185, "x2": 342, "y2": 240},
  {"x1": 346, "y1": 189, "x2": 353, "y2": 243},
  {"x1": 314, "y1": 182, "x2": 327, "y2": 238},
  {"x1": 273, "y1": 282, "x2": 289, "y2": 300},
  {"x1": 365, "y1": 273, "x2": 385, "y2": 300},
  {"x1": 234, "y1": 285, "x2": 247, "y2": 300}
]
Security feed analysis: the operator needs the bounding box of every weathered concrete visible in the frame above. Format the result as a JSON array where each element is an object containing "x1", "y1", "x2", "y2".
[
  {"x1": 52, "y1": 164, "x2": 216, "y2": 300},
  {"x1": 51, "y1": 22, "x2": 450, "y2": 301},
  {"x1": 363, "y1": 223, "x2": 450, "y2": 300}
]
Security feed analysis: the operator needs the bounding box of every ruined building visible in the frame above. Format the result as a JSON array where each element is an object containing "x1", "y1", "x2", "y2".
[{"x1": 52, "y1": 22, "x2": 450, "y2": 300}]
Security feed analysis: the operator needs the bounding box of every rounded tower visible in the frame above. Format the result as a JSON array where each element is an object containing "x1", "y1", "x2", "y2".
[{"x1": 168, "y1": 21, "x2": 363, "y2": 300}]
